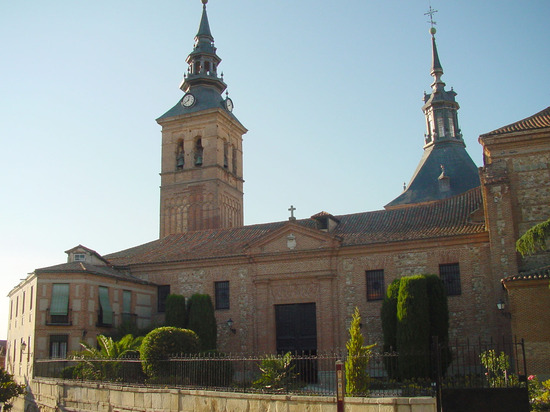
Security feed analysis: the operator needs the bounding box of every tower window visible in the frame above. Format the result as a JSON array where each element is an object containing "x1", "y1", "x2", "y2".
[
  {"x1": 366, "y1": 269, "x2": 385, "y2": 301},
  {"x1": 176, "y1": 140, "x2": 185, "y2": 170},
  {"x1": 224, "y1": 141, "x2": 229, "y2": 168},
  {"x1": 448, "y1": 115, "x2": 455, "y2": 137},
  {"x1": 439, "y1": 263, "x2": 461, "y2": 296},
  {"x1": 437, "y1": 118, "x2": 445, "y2": 138},
  {"x1": 232, "y1": 147, "x2": 237, "y2": 174},
  {"x1": 194, "y1": 139, "x2": 204, "y2": 166}
]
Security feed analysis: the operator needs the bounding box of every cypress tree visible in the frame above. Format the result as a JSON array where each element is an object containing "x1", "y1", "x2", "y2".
[
  {"x1": 345, "y1": 307, "x2": 374, "y2": 395},
  {"x1": 396, "y1": 275, "x2": 430, "y2": 379},
  {"x1": 187, "y1": 294, "x2": 217, "y2": 351},
  {"x1": 165, "y1": 294, "x2": 187, "y2": 328}
]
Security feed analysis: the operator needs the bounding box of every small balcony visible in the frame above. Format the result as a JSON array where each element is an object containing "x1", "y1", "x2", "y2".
[{"x1": 45, "y1": 308, "x2": 72, "y2": 326}]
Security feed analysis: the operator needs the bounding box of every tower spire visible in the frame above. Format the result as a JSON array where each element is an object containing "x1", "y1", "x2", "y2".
[
  {"x1": 179, "y1": 0, "x2": 226, "y2": 95},
  {"x1": 385, "y1": 7, "x2": 480, "y2": 209}
]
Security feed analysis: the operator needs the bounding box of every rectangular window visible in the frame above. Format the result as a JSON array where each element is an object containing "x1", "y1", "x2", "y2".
[
  {"x1": 22, "y1": 292, "x2": 25, "y2": 314},
  {"x1": 366, "y1": 270, "x2": 385, "y2": 301},
  {"x1": 157, "y1": 285, "x2": 171, "y2": 313},
  {"x1": 49, "y1": 335, "x2": 68, "y2": 359},
  {"x1": 215, "y1": 281, "x2": 230, "y2": 310},
  {"x1": 74, "y1": 253, "x2": 85, "y2": 262},
  {"x1": 122, "y1": 290, "x2": 134, "y2": 324},
  {"x1": 30, "y1": 286, "x2": 33, "y2": 310},
  {"x1": 98, "y1": 286, "x2": 113, "y2": 326},
  {"x1": 50, "y1": 283, "x2": 70, "y2": 324},
  {"x1": 439, "y1": 263, "x2": 462, "y2": 296}
]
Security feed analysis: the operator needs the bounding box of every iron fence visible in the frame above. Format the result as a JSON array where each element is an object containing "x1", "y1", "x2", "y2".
[{"x1": 33, "y1": 338, "x2": 528, "y2": 398}]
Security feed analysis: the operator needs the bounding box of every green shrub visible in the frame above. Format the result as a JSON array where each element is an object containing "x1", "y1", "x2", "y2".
[
  {"x1": 396, "y1": 275, "x2": 430, "y2": 379},
  {"x1": 252, "y1": 352, "x2": 304, "y2": 392},
  {"x1": 140, "y1": 327, "x2": 199, "y2": 378},
  {"x1": 480, "y1": 350, "x2": 511, "y2": 387},
  {"x1": 187, "y1": 294, "x2": 217, "y2": 351},
  {"x1": 345, "y1": 307, "x2": 375, "y2": 395},
  {"x1": 165, "y1": 294, "x2": 187, "y2": 328}
]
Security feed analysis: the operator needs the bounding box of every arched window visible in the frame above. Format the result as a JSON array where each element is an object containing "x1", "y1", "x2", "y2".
[
  {"x1": 194, "y1": 139, "x2": 204, "y2": 166},
  {"x1": 176, "y1": 140, "x2": 185, "y2": 170},
  {"x1": 223, "y1": 141, "x2": 229, "y2": 168}
]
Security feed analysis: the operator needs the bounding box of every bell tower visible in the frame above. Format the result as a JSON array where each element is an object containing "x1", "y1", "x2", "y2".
[{"x1": 157, "y1": 0, "x2": 247, "y2": 238}]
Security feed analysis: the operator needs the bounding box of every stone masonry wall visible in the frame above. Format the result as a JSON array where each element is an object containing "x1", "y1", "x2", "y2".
[{"x1": 19, "y1": 378, "x2": 436, "y2": 412}]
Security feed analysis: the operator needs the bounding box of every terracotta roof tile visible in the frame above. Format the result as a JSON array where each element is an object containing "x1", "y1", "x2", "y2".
[
  {"x1": 35, "y1": 262, "x2": 152, "y2": 284},
  {"x1": 105, "y1": 187, "x2": 485, "y2": 267},
  {"x1": 481, "y1": 106, "x2": 550, "y2": 137},
  {"x1": 502, "y1": 265, "x2": 550, "y2": 284}
]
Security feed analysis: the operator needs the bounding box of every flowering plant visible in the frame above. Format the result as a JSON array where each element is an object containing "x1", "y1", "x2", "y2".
[{"x1": 528, "y1": 375, "x2": 550, "y2": 411}]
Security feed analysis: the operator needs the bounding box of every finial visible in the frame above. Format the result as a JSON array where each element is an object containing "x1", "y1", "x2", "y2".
[
  {"x1": 202, "y1": 0, "x2": 208, "y2": 5},
  {"x1": 425, "y1": 4, "x2": 438, "y2": 34}
]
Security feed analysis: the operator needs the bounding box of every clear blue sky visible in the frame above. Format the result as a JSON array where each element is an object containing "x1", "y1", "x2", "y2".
[{"x1": 1, "y1": 0, "x2": 548, "y2": 339}]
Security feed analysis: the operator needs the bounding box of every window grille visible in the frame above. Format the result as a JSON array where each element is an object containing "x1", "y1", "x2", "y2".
[
  {"x1": 215, "y1": 281, "x2": 230, "y2": 310},
  {"x1": 439, "y1": 263, "x2": 462, "y2": 296},
  {"x1": 366, "y1": 269, "x2": 385, "y2": 301}
]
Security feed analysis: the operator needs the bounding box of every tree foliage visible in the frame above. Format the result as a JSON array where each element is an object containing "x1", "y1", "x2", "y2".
[
  {"x1": 165, "y1": 294, "x2": 187, "y2": 328},
  {"x1": 187, "y1": 294, "x2": 217, "y2": 351},
  {"x1": 381, "y1": 274, "x2": 451, "y2": 380},
  {"x1": 516, "y1": 218, "x2": 550, "y2": 257},
  {"x1": 70, "y1": 334, "x2": 144, "y2": 381},
  {"x1": 0, "y1": 368, "x2": 25, "y2": 410},
  {"x1": 140, "y1": 327, "x2": 199, "y2": 378},
  {"x1": 396, "y1": 275, "x2": 430, "y2": 379},
  {"x1": 345, "y1": 307, "x2": 375, "y2": 395}
]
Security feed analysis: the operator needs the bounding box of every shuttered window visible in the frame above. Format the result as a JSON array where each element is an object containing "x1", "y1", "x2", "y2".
[{"x1": 50, "y1": 284, "x2": 69, "y2": 315}]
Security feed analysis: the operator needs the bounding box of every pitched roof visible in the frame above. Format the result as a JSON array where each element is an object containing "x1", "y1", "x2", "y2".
[
  {"x1": 105, "y1": 187, "x2": 485, "y2": 267},
  {"x1": 34, "y1": 262, "x2": 152, "y2": 285},
  {"x1": 481, "y1": 106, "x2": 550, "y2": 137}
]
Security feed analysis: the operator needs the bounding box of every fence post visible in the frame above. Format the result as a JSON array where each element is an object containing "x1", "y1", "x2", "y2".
[
  {"x1": 336, "y1": 360, "x2": 344, "y2": 412},
  {"x1": 432, "y1": 336, "x2": 443, "y2": 412}
]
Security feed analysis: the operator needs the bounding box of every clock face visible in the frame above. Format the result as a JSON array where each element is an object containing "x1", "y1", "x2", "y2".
[
  {"x1": 225, "y1": 98, "x2": 234, "y2": 112},
  {"x1": 181, "y1": 93, "x2": 195, "y2": 107}
]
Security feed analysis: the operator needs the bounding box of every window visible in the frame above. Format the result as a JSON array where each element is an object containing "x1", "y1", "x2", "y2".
[
  {"x1": 215, "y1": 281, "x2": 230, "y2": 310},
  {"x1": 30, "y1": 286, "x2": 33, "y2": 310},
  {"x1": 366, "y1": 270, "x2": 385, "y2": 301},
  {"x1": 74, "y1": 253, "x2": 85, "y2": 262},
  {"x1": 439, "y1": 263, "x2": 462, "y2": 296},
  {"x1": 122, "y1": 290, "x2": 134, "y2": 324},
  {"x1": 157, "y1": 285, "x2": 171, "y2": 313},
  {"x1": 50, "y1": 283, "x2": 70, "y2": 324},
  {"x1": 22, "y1": 292, "x2": 25, "y2": 314},
  {"x1": 437, "y1": 117, "x2": 445, "y2": 138},
  {"x1": 49, "y1": 335, "x2": 68, "y2": 359},
  {"x1": 98, "y1": 286, "x2": 113, "y2": 326}
]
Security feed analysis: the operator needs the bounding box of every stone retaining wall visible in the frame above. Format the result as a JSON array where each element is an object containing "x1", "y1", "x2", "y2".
[{"x1": 17, "y1": 378, "x2": 436, "y2": 412}]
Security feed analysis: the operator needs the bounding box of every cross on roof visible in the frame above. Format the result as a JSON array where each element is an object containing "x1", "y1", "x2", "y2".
[{"x1": 288, "y1": 205, "x2": 296, "y2": 221}]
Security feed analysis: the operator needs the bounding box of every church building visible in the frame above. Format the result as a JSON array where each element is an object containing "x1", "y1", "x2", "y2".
[{"x1": 6, "y1": 0, "x2": 550, "y2": 381}]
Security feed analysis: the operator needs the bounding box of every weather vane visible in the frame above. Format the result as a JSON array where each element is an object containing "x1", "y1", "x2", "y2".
[{"x1": 424, "y1": 4, "x2": 438, "y2": 30}]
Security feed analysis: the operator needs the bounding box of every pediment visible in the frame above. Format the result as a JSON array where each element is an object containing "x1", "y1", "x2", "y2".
[{"x1": 245, "y1": 222, "x2": 341, "y2": 255}]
